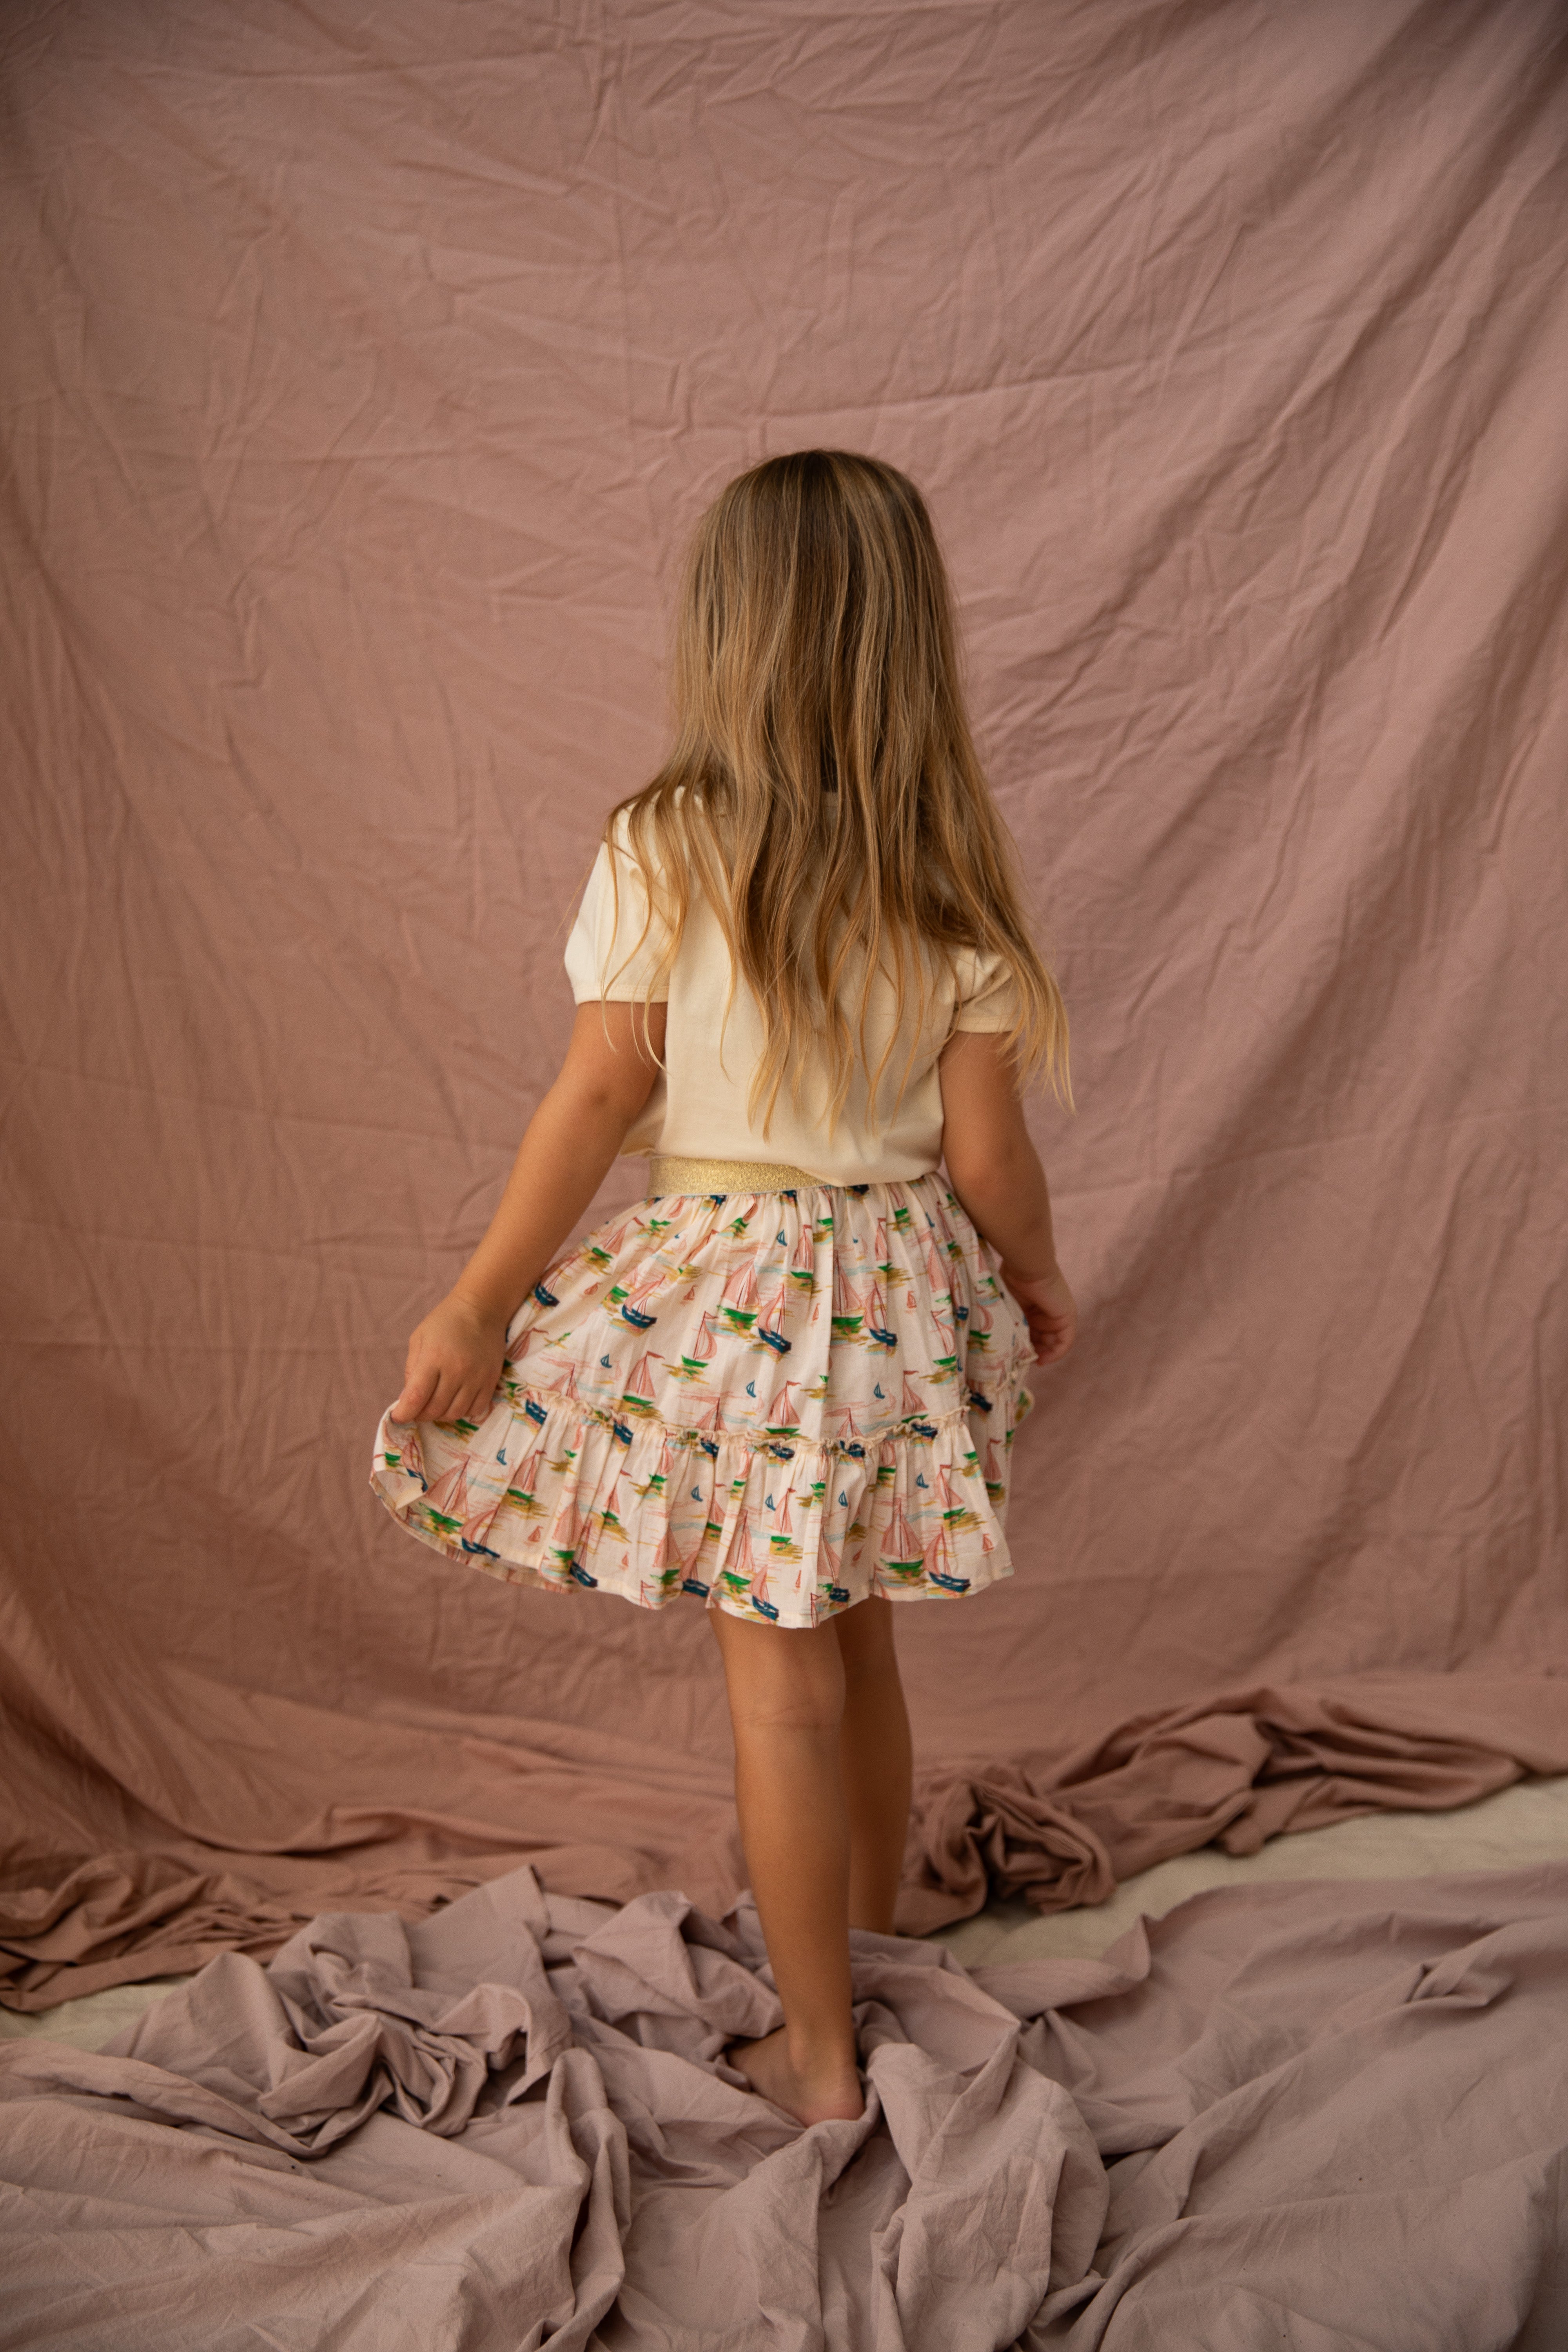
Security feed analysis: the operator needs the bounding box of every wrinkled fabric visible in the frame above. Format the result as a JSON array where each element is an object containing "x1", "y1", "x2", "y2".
[
  {"x1": 2, "y1": 1864, "x2": 1564, "y2": 2347},
  {"x1": 4, "y1": 0, "x2": 1568, "y2": 2005},
  {"x1": 372, "y1": 1177, "x2": 1034, "y2": 1627}
]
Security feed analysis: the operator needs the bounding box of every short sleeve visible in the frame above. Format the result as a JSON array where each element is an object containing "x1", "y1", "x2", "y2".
[
  {"x1": 949, "y1": 942, "x2": 1023, "y2": 1034},
  {"x1": 563, "y1": 813, "x2": 675, "y2": 1003}
]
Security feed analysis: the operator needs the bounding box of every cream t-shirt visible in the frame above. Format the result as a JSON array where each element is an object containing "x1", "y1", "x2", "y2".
[{"x1": 563, "y1": 812, "x2": 1022, "y2": 1183}]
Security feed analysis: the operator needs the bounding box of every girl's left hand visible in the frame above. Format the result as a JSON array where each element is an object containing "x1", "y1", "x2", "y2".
[
  {"x1": 391, "y1": 1291, "x2": 510, "y2": 1425},
  {"x1": 1000, "y1": 1261, "x2": 1078, "y2": 1367}
]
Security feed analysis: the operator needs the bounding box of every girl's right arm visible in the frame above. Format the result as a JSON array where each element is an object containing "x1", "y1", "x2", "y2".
[
  {"x1": 936, "y1": 1029, "x2": 1077, "y2": 1366},
  {"x1": 391, "y1": 1000, "x2": 667, "y2": 1424}
]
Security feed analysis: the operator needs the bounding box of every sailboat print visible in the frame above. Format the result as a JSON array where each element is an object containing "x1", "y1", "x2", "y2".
[
  {"x1": 420, "y1": 1455, "x2": 472, "y2": 1537},
  {"x1": 595, "y1": 1475, "x2": 628, "y2": 1543},
  {"x1": 499, "y1": 1441, "x2": 548, "y2": 1519},
  {"x1": 619, "y1": 1348, "x2": 664, "y2": 1416},
  {"x1": 965, "y1": 1292, "x2": 993, "y2": 1352},
  {"x1": 583, "y1": 1220, "x2": 630, "y2": 1274},
  {"x1": 767, "y1": 1487, "x2": 802, "y2": 1563},
  {"x1": 934, "y1": 1461, "x2": 982, "y2": 1533},
  {"x1": 548, "y1": 1503, "x2": 595, "y2": 1585},
  {"x1": 632, "y1": 1440, "x2": 672, "y2": 1503},
  {"x1": 693, "y1": 1390, "x2": 728, "y2": 1445},
  {"x1": 830, "y1": 1254, "x2": 864, "y2": 1342},
  {"x1": 787, "y1": 1223, "x2": 818, "y2": 1294},
  {"x1": 878, "y1": 1494, "x2": 927, "y2": 1584},
  {"x1": 739, "y1": 1508, "x2": 780, "y2": 1617},
  {"x1": 927, "y1": 1295, "x2": 960, "y2": 1384},
  {"x1": 670, "y1": 1310, "x2": 717, "y2": 1385},
  {"x1": 864, "y1": 1271, "x2": 898, "y2": 1351},
  {"x1": 641, "y1": 1521, "x2": 683, "y2": 1603},
  {"x1": 368, "y1": 1157, "x2": 1037, "y2": 1627},
  {"x1": 763, "y1": 1379, "x2": 803, "y2": 1438},
  {"x1": 606, "y1": 1261, "x2": 663, "y2": 1330},
  {"x1": 925, "y1": 1514, "x2": 971, "y2": 1593},
  {"x1": 755, "y1": 1273, "x2": 793, "y2": 1355},
  {"x1": 816, "y1": 1531, "x2": 852, "y2": 1609},
  {"x1": 715, "y1": 1502, "x2": 757, "y2": 1606},
  {"x1": 421, "y1": 1456, "x2": 505, "y2": 1559},
  {"x1": 719, "y1": 1258, "x2": 761, "y2": 1335},
  {"x1": 830, "y1": 1402, "x2": 866, "y2": 1457}
]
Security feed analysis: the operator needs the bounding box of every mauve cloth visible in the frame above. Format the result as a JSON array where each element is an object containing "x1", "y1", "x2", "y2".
[
  {"x1": 1, "y1": 1863, "x2": 1563, "y2": 2347},
  {"x1": 4, "y1": 1668, "x2": 1566, "y2": 2008},
  {"x1": 4, "y1": 0, "x2": 1568, "y2": 2010}
]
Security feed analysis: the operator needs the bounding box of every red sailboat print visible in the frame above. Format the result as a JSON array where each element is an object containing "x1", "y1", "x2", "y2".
[
  {"x1": 420, "y1": 1454, "x2": 472, "y2": 1529},
  {"x1": 830, "y1": 1401, "x2": 866, "y2": 1448},
  {"x1": 671, "y1": 1309, "x2": 717, "y2": 1385},
  {"x1": 620, "y1": 1348, "x2": 664, "y2": 1415},
  {"x1": 595, "y1": 1472, "x2": 628, "y2": 1542},
  {"x1": 499, "y1": 1440, "x2": 548, "y2": 1519},
  {"x1": 864, "y1": 1270, "x2": 898, "y2": 1350},
  {"x1": 763, "y1": 1378, "x2": 803, "y2": 1435},
  {"x1": 788, "y1": 1223, "x2": 818, "y2": 1293},
  {"x1": 878, "y1": 1493, "x2": 927, "y2": 1584},
  {"x1": 632, "y1": 1438, "x2": 673, "y2": 1502},
  {"x1": 547, "y1": 1501, "x2": 597, "y2": 1584},
  {"x1": 420, "y1": 1455, "x2": 502, "y2": 1557},
  {"x1": 927, "y1": 1295, "x2": 959, "y2": 1383},
  {"x1": 755, "y1": 1261, "x2": 793, "y2": 1355},
  {"x1": 641, "y1": 1519, "x2": 683, "y2": 1604},
  {"x1": 925, "y1": 1513, "x2": 972, "y2": 1593},
  {"x1": 933, "y1": 1460, "x2": 981, "y2": 1533},
  {"x1": 719, "y1": 1257, "x2": 760, "y2": 1335},
  {"x1": 693, "y1": 1390, "x2": 728, "y2": 1441},
  {"x1": 607, "y1": 1261, "x2": 664, "y2": 1330},
  {"x1": 738, "y1": 1508, "x2": 780, "y2": 1617},
  {"x1": 767, "y1": 1486, "x2": 801, "y2": 1562},
  {"x1": 537, "y1": 1348, "x2": 582, "y2": 1403},
  {"x1": 830, "y1": 1253, "x2": 864, "y2": 1341}
]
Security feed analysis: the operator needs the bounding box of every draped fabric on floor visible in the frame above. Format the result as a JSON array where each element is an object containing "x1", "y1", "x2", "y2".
[
  {"x1": 4, "y1": 0, "x2": 1567, "y2": 2006},
  {"x1": 3, "y1": 1863, "x2": 1566, "y2": 2347}
]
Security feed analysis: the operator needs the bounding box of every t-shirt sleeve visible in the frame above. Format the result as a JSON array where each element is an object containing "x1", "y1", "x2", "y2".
[
  {"x1": 949, "y1": 942, "x2": 1023, "y2": 1034},
  {"x1": 563, "y1": 814, "x2": 675, "y2": 1003}
]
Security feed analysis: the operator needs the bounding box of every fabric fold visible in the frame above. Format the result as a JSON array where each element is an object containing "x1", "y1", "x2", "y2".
[{"x1": 4, "y1": 1862, "x2": 1566, "y2": 2347}]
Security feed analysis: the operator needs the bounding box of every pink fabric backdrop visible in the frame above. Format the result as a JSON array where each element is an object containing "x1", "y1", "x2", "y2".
[{"x1": 4, "y1": 0, "x2": 1567, "y2": 2002}]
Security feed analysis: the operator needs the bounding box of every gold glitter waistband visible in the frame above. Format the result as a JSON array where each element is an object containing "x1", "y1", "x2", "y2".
[{"x1": 647, "y1": 1155, "x2": 828, "y2": 1196}]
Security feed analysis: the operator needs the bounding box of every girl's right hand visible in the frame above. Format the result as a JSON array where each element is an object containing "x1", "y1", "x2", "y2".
[
  {"x1": 1000, "y1": 1261, "x2": 1078, "y2": 1367},
  {"x1": 390, "y1": 1290, "x2": 510, "y2": 1426}
]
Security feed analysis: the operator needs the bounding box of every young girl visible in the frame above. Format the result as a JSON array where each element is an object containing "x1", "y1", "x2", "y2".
[{"x1": 371, "y1": 450, "x2": 1076, "y2": 2129}]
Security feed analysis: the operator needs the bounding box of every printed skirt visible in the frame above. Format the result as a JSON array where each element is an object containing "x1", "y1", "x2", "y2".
[{"x1": 369, "y1": 1169, "x2": 1035, "y2": 1630}]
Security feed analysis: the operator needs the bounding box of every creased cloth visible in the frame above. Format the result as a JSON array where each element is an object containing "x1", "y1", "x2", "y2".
[
  {"x1": 2, "y1": 1864, "x2": 1564, "y2": 2347},
  {"x1": 5, "y1": 1671, "x2": 1568, "y2": 2008}
]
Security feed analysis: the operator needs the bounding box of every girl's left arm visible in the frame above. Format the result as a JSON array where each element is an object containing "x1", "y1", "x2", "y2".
[{"x1": 390, "y1": 1000, "x2": 666, "y2": 1424}]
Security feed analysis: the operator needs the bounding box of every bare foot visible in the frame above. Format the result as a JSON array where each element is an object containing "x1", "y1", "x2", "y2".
[{"x1": 726, "y1": 2025, "x2": 866, "y2": 2126}]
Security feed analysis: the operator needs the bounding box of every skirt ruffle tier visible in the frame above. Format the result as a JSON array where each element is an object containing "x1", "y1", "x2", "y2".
[{"x1": 370, "y1": 1171, "x2": 1034, "y2": 1630}]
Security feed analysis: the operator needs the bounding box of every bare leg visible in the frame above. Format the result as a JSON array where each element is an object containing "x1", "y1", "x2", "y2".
[
  {"x1": 708, "y1": 1604, "x2": 865, "y2": 2126},
  {"x1": 834, "y1": 1595, "x2": 913, "y2": 1936}
]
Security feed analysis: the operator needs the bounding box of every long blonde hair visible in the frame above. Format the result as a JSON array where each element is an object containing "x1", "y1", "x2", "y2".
[{"x1": 602, "y1": 450, "x2": 1070, "y2": 1134}]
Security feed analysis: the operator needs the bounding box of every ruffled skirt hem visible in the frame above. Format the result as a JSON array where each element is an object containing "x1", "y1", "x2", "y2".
[{"x1": 372, "y1": 1372, "x2": 1032, "y2": 1629}]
